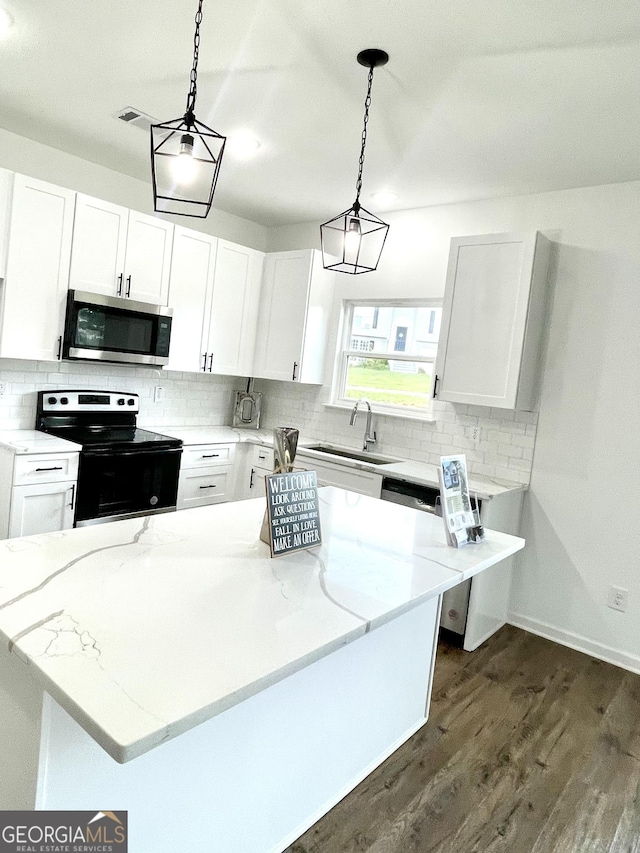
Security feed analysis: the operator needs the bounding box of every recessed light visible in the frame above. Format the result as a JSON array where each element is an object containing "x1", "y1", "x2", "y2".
[
  {"x1": 370, "y1": 191, "x2": 399, "y2": 207},
  {"x1": 227, "y1": 131, "x2": 261, "y2": 159},
  {"x1": 0, "y1": 7, "x2": 14, "y2": 36}
]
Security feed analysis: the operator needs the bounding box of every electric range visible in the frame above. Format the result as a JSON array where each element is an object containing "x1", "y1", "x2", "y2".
[{"x1": 36, "y1": 390, "x2": 183, "y2": 526}]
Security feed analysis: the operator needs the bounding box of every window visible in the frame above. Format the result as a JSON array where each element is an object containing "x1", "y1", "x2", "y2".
[
  {"x1": 334, "y1": 301, "x2": 443, "y2": 416},
  {"x1": 350, "y1": 338, "x2": 375, "y2": 352}
]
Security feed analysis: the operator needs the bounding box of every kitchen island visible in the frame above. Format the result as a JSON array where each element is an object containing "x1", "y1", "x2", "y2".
[{"x1": 0, "y1": 487, "x2": 523, "y2": 853}]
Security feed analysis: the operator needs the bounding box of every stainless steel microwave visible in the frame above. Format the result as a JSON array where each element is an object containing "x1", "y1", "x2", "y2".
[{"x1": 63, "y1": 290, "x2": 173, "y2": 366}]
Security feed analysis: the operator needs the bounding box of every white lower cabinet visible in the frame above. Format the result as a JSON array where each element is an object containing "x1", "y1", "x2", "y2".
[
  {"x1": 242, "y1": 444, "x2": 274, "y2": 501},
  {"x1": 237, "y1": 445, "x2": 383, "y2": 501},
  {"x1": 9, "y1": 482, "x2": 76, "y2": 538},
  {"x1": 0, "y1": 447, "x2": 80, "y2": 540},
  {"x1": 294, "y1": 453, "x2": 383, "y2": 498},
  {"x1": 177, "y1": 443, "x2": 236, "y2": 509}
]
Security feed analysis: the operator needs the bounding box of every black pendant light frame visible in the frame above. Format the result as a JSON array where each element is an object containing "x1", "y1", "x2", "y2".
[
  {"x1": 320, "y1": 48, "x2": 390, "y2": 274},
  {"x1": 151, "y1": 0, "x2": 226, "y2": 218}
]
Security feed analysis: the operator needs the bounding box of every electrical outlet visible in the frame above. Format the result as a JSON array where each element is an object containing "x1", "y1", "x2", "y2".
[
  {"x1": 466, "y1": 425, "x2": 481, "y2": 446},
  {"x1": 0, "y1": 382, "x2": 5, "y2": 397},
  {"x1": 154, "y1": 386, "x2": 166, "y2": 403},
  {"x1": 607, "y1": 586, "x2": 629, "y2": 612}
]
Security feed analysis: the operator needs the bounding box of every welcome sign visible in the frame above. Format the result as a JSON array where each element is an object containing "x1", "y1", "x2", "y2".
[{"x1": 265, "y1": 470, "x2": 322, "y2": 557}]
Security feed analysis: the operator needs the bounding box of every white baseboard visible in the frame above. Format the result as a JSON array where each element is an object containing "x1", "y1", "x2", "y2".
[{"x1": 507, "y1": 612, "x2": 640, "y2": 676}]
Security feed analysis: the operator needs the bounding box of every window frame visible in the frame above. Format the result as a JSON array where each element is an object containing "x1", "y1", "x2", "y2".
[{"x1": 332, "y1": 298, "x2": 443, "y2": 419}]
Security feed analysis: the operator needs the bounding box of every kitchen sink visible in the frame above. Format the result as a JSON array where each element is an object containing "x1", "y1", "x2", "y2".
[{"x1": 302, "y1": 444, "x2": 399, "y2": 466}]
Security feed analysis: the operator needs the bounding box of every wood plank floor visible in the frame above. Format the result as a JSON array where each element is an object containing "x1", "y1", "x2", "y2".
[{"x1": 285, "y1": 625, "x2": 640, "y2": 853}]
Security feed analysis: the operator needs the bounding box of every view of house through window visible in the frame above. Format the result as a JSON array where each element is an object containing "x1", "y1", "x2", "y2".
[{"x1": 337, "y1": 302, "x2": 443, "y2": 413}]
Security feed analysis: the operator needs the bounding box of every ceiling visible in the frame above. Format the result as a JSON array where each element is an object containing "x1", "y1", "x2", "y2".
[{"x1": 0, "y1": 0, "x2": 638, "y2": 227}]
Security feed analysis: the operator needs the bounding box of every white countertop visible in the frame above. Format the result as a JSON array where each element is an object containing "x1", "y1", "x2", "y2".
[
  {"x1": 0, "y1": 488, "x2": 524, "y2": 764},
  {"x1": 0, "y1": 430, "x2": 82, "y2": 455}
]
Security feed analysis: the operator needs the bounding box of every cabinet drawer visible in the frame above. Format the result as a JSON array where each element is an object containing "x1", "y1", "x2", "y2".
[
  {"x1": 251, "y1": 444, "x2": 274, "y2": 470},
  {"x1": 177, "y1": 467, "x2": 232, "y2": 509},
  {"x1": 181, "y1": 443, "x2": 235, "y2": 469},
  {"x1": 13, "y1": 453, "x2": 79, "y2": 485}
]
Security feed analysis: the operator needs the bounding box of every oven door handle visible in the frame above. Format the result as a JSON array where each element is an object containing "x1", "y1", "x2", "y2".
[{"x1": 82, "y1": 446, "x2": 183, "y2": 458}]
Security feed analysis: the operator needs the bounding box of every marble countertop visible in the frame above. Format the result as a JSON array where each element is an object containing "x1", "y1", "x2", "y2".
[
  {"x1": 0, "y1": 488, "x2": 524, "y2": 764},
  {"x1": 145, "y1": 425, "x2": 523, "y2": 499},
  {"x1": 0, "y1": 430, "x2": 82, "y2": 455}
]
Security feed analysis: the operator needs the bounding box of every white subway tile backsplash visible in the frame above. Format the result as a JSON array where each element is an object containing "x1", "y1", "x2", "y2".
[
  {"x1": 254, "y1": 380, "x2": 538, "y2": 487},
  {"x1": 0, "y1": 358, "x2": 537, "y2": 488},
  {"x1": 0, "y1": 359, "x2": 242, "y2": 430}
]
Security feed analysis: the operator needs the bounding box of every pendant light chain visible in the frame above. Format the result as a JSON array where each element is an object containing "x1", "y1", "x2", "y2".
[
  {"x1": 185, "y1": 0, "x2": 204, "y2": 125},
  {"x1": 354, "y1": 65, "x2": 375, "y2": 211}
]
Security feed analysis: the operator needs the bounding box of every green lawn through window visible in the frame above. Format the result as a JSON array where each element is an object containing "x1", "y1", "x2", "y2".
[{"x1": 345, "y1": 364, "x2": 433, "y2": 407}]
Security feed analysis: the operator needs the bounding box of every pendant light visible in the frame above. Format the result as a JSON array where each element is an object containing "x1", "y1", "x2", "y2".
[
  {"x1": 320, "y1": 49, "x2": 390, "y2": 274},
  {"x1": 150, "y1": 0, "x2": 226, "y2": 218}
]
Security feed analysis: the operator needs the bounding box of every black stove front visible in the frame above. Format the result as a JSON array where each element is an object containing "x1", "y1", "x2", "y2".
[{"x1": 36, "y1": 390, "x2": 182, "y2": 526}]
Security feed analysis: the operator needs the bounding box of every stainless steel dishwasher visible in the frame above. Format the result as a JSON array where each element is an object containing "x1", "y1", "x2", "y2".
[{"x1": 380, "y1": 477, "x2": 481, "y2": 639}]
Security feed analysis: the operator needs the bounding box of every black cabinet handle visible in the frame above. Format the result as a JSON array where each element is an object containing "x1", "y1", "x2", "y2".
[
  {"x1": 208, "y1": 353, "x2": 214, "y2": 373},
  {"x1": 35, "y1": 466, "x2": 63, "y2": 472},
  {"x1": 258, "y1": 454, "x2": 266, "y2": 460},
  {"x1": 56, "y1": 335, "x2": 62, "y2": 360},
  {"x1": 126, "y1": 275, "x2": 132, "y2": 297},
  {"x1": 202, "y1": 353, "x2": 208, "y2": 371},
  {"x1": 117, "y1": 273, "x2": 123, "y2": 296},
  {"x1": 202, "y1": 454, "x2": 219, "y2": 458},
  {"x1": 432, "y1": 374, "x2": 440, "y2": 398},
  {"x1": 69, "y1": 484, "x2": 76, "y2": 509},
  {"x1": 199, "y1": 485, "x2": 217, "y2": 490},
  {"x1": 249, "y1": 468, "x2": 255, "y2": 488},
  {"x1": 292, "y1": 361, "x2": 298, "y2": 381}
]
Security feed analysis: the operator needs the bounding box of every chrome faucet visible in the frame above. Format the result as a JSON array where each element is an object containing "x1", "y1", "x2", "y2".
[{"x1": 349, "y1": 398, "x2": 376, "y2": 451}]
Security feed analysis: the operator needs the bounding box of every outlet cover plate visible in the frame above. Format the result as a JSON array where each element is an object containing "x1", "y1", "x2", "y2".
[{"x1": 607, "y1": 585, "x2": 629, "y2": 612}]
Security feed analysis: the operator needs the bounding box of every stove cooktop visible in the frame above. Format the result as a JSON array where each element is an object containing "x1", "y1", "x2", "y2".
[{"x1": 42, "y1": 426, "x2": 181, "y2": 452}]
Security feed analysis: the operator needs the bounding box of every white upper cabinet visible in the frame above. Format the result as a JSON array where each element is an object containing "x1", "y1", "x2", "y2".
[
  {"x1": 167, "y1": 226, "x2": 217, "y2": 373},
  {"x1": 167, "y1": 232, "x2": 264, "y2": 377},
  {"x1": 69, "y1": 194, "x2": 173, "y2": 305},
  {"x1": 254, "y1": 250, "x2": 334, "y2": 384},
  {"x1": 433, "y1": 231, "x2": 551, "y2": 411},
  {"x1": 206, "y1": 240, "x2": 265, "y2": 377},
  {"x1": 0, "y1": 173, "x2": 75, "y2": 361}
]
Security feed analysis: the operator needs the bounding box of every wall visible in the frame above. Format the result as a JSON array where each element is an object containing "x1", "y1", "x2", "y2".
[
  {"x1": 0, "y1": 128, "x2": 268, "y2": 251},
  {"x1": 265, "y1": 181, "x2": 640, "y2": 674},
  {"x1": 0, "y1": 358, "x2": 243, "y2": 430}
]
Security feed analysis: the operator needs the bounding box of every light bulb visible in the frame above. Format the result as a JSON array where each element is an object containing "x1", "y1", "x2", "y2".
[
  {"x1": 173, "y1": 134, "x2": 197, "y2": 185},
  {"x1": 344, "y1": 217, "x2": 362, "y2": 257}
]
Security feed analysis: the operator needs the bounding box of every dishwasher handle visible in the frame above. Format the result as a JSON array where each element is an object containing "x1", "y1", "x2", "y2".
[{"x1": 380, "y1": 478, "x2": 445, "y2": 516}]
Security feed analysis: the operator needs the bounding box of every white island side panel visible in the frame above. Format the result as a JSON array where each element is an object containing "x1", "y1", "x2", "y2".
[{"x1": 37, "y1": 597, "x2": 440, "y2": 853}]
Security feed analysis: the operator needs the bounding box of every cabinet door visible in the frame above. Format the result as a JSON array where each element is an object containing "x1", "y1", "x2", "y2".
[
  {"x1": 0, "y1": 175, "x2": 75, "y2": 361},
  {"x1": 434, "y1": 232, "x2": 541, "y2": 409},
  {"x1": 207, "y1": 240, "x2": 264, "y2": 376},
  {"x1": 167, "y1": 226, "x2": 216, "y2": 372},
  {"x1": 124, "y1": 211, "x2": 173, "y2": 305},
  {"x1": 254, "y1": 251, "x2": 311, "y2": 382},
  {"x1": 9, "y1": 481, "x2": 75, "y2": 538},
  {"x1": 69, "y1": 194, "x2": 128, "y2": 296}
]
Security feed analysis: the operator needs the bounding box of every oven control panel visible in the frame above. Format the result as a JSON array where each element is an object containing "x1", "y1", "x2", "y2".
[{"x1": 39, "y1": 391, "x2": 140, "y2": 413}]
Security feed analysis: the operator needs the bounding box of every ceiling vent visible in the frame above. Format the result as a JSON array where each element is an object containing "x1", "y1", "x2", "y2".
[{"x1": 114, "y1": 106, "x2": 158, "y2": 132}]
